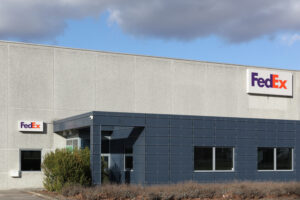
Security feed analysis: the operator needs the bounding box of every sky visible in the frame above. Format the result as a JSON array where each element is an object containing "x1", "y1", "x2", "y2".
[{"x1": 1, "y1": 0, "x2": 300, "y2": 70}]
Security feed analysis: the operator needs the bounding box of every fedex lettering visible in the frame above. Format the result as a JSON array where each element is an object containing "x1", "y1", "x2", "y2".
[
  {"x1": 18, "y1": 121, "x2": 44, "y2": 132},
  {"x1": 251, "y1": 72, "x2": 287, "y2": 89},
  {"x1": 20, "y1": 122, "x2": 41, "y2": 129},
  {"x1": 247, "y1": 69, "x2": 293, "y2": 97}
]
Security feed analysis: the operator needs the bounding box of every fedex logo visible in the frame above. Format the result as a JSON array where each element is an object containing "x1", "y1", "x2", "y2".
[
  {"x1": 18, "y1": 121, "x2": 44, "y2": 132},
  {"x1": 247, "y1": 69, "x2": 293, "y2": 97},
  {"x1": 20, "y1": 122, "x2": 41, "y2": 129},
  {"x1": 251, "y1": 72, "x2": 287, "y2": 89}
]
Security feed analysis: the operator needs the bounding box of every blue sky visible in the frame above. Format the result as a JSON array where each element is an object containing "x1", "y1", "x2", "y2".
[
  {"x1": 45, "y1": 14, "x2": 300, "y2": 71},
  {"x1": 2, "y1": 1, "x2": 300, "y2": 70}
]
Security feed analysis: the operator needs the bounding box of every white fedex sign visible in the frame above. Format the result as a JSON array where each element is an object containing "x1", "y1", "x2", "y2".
[
  {"x1": 18, "y1": 121, "x2": 44, "y2": 132},
  {"x1": 247, "y1": 69, "x2": 293, "y2": 97}
]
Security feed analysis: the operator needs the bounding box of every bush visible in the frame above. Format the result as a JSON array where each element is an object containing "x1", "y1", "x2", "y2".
[
  {"x1": 59, "y1": 181, "x2": 300, "y2": 200},
  {"x1": 42, "y1": 148, "x2": 91, "y2": 191}
]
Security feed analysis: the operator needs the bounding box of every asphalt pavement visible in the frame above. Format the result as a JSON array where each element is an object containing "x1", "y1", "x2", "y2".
[{"x1": 0, "y1": 190, "x2": 49, "y2": 200}]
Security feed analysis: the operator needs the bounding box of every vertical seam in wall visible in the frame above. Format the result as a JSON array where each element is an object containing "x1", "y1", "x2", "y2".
[
  {"x1": 134, "y1": 56, "x2": 136, "y2": 113},
  {"x1": 144, "y1": 117, "x2": 146, "y2": 184},
  {"x1": 51, "y1": 48, "x2": 55, "y2": 151},
  {"x1": 94, "y1": 53, "x2": 97, "y2": 110},
  {"x1": 170, "y1": 60, "x2": 174, "y2": 115},
  {"x1": 192, "y1": 119, "x2": 194, "y2": 181},
  {"x1": 6, "y1": 44, "x2": 9, "y2": 116},
  {"x1": 214, "y1": 118, "x2": 216, "y2": 183},
  {"x1": 169, "y1": 117, "x2": 171, "y2": 183},
  {"x1": 52, "y1": 48, "x2": 55, "y2": 112},
  {"x1": 6, "y1": 44, "x2": 9, "y2": 188}
]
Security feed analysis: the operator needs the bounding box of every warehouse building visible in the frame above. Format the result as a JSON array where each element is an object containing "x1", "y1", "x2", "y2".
[{"x1": 0, "y1": 40, "x2": 299, "y2": 189}]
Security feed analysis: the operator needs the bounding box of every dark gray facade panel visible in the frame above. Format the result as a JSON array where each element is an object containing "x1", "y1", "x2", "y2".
[
  {"x1": 146, "y1": 118, "x2": 170, "y2": 127},
  {"x1": 194, "y1": 128, "x2": 214, "y2": 137},
  {"x1": 90, "y1": 125, "x2": 101, "y2": 185},
  {"x1": 53, "y1": 111, "x2": 300, "y2": 185},
  {"x1": 146, "y1": 127, "x2": 169, "y2": 137}
]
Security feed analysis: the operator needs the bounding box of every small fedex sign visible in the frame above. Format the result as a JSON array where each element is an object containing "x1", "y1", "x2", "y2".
[
  {"x1": 247, "y1": 69, "x2": 293, "y2": 97},
  {"x1": 18, "y1": 121, "x2": 44, "y2": 132}
]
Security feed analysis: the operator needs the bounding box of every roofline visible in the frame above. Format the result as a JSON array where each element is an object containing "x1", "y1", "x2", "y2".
[
  {"x1": 54, "y1": 110, "x2": 300, "y2": 124},
  {"x1": 53, "y1": 111, "x2": 93, "y2": 124},
  {"x1": 0, "y1": 40, "x2": 298, "y2": 72}
]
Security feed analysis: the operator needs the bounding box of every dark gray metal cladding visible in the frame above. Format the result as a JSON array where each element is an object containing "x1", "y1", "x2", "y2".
[{"x1": 53, "y1": 111, "x2": 299, "y2": 185}]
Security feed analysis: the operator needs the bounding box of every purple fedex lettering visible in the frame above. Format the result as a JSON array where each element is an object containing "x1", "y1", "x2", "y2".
[
  {"x1": 265, "y1": 75, "x2": 273, "y2": 88},
  {"x1": 251, "y1": 72, "x2": 258, "y2": 86},
  {"x1": 20, "y1": 122, "x2": 33, "y2": 129},
  {"x1": 258, "y1": 78, "x2": 264, "y2": 87},
  {"x1": 251, "y1": 72, "x2": 273, "y2": 88}
]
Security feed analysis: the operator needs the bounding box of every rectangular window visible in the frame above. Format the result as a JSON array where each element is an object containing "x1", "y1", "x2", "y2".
[
  {"x1": 124, "y1": 147, "x2": 133, "y2": 171},
  {"x1": 216, "y1": 148, "x2": 233, "y2": 170},
  {"x1": 257, "y1": 148, "x2": 274, "y2": 170},
  {"x1": 101, "y1": 138, "x2": 110, "y2": 154},
  {"x1": 101, "y1": 155, "x2": 110, "y2": 170},
  {"x1": 125, "y1": 156, "x2": 133, "y2": 170},
  {"x1": 194, "y1": 147, "x2": 234, "y2": 171},
  {"x1": 257, "y1": 147, "x2": 293, "y2": 171},
  {"x1": 277, "y1": 148, "x2": 292, "y2": 170},
  {"x1": 194, "y1": 147, "x2": 213, "y2": 170},
  {"x1": 66, "y1": 138, "x2": 81, "y2": 151},
  {"x1": 21, "y1": 150, "x2": 41, "y2": 171}
]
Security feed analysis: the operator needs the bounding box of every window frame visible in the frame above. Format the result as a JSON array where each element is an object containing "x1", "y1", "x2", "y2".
[
  {"x1": 66, "y1": 137, "x2": 81, "y2": 150},
  {"x1": 194, "y1": 147, "x2": 235, "y2": 172},
  {"x1": 101, "y1": 153, "x2": 111, "y2": 169},
  {"x1": 257, "y1": 147, "x2": 294, "y2": 172},
  {"x1": 124, "y1": 147, "x2": 133, "y2": 172},
  {"x1": 101, "y1": 135, "x2": 111, "y2": 169},
  {"x1": 19, "y1": 149, "x2": 42, "y2": 172}
]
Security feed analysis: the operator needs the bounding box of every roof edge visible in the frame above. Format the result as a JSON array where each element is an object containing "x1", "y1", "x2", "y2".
[{"x1": 0, "y1": 40, "x2": 298, "y2": 72}]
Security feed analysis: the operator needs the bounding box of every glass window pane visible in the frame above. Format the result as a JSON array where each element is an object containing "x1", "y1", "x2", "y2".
[
  {"x1": 216, "y1": 148, "x2": 233, "y2": 170},
  {"x1": 66, "y1": 140, "x2": 72, "y2": 146},
  {"x1": 101, "y1": 156, "x2": 109, "y2": 170},
  {"x1": 194, "y1": 147, "x2": 212, "y2": 170},
  {"x1": 73, "y1": 139, "x2": 78, "y2": 149},
  {"x1": 21, "y1": 151, "x2": 41, "y2": 171},
  {"x1": 101, "y1": 138, "x2": 110, "y2": 153},
  {"x1": 277, "y1": 148, "x2": 292, "y2": 170},
  {"x1": 257, "y1": 148, "x2": 274, "y2": 170},
  {"x1": 125, "y1": 156, "x2": 133, "y2": 170},
  {"x1": 125, "y1": 147, "x2": 133, "y2": 154}
]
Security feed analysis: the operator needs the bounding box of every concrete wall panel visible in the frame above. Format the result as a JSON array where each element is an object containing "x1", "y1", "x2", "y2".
[
  {"x1": 0, "y1": 107, "x2": 7, "y2": 149},
  {"x1": 172, "y1": 60, "x2": 209, "y2": 115},
  {"x1": 0, "y1": 44, "x2": 8, "y2": 107},
  {"x1": 96, "y1": 53, "x2": 135, "y2": 112},
  {"x1": 5, "y1": 149, "x2": 20, "y2": 176},
  {"x1": 0, "y1": 150, "x2": 7, "y2": 172},
  {"x1": 6, "y1": 172, "x2": 43, "y2": 189},
  {"x1": 0, "y1": 173, "x2": 8, "y2": 190},
  {"x1": 135, "y1": 57, "x2": 172, "y2": 114},
  {"x1": 54, "y1": 49, "x2": 97, "y2": 110},
  {"x1": 8, "y1": 44, "x2": 54, "y2": 109}
]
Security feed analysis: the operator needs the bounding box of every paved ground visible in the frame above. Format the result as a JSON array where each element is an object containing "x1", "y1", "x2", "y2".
[{"x1": 0, "y1": 190, "x2": 49, "y2": 200}]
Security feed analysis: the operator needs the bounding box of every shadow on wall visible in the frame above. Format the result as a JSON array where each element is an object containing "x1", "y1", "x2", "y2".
[{"x1": 109, "y1": 164, "x2": 122, "y2": 184}]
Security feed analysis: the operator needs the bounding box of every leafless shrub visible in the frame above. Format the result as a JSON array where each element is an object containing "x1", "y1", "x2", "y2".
[
  {"x1": 59, "y1": 181, "x2": 300, "y2": 200},
  {"x1": 61, "y1": 184, "x2": 85, "y2": 197}
]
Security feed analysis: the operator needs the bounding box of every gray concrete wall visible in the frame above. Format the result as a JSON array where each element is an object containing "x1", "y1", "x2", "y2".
[{"x1": 0, "y1": 40, "x2": 299, "y2": 189}]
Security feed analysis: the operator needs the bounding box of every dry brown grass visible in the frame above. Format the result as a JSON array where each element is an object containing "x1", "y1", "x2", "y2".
[{"x1": 60, "y1": 181, "x2": 300, "y2": 200}]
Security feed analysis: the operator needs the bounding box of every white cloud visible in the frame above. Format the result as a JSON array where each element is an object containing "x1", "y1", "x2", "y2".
[
  {"x1": 281, "y1": 34, "x2": 300, "y2": 46},
  {"x1": 1, "y1": 0, "x2": 300, "y2": 43}
]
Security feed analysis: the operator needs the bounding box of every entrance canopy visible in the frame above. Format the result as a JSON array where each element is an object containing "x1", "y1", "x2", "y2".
[{"x1": 53, "y1": 111, "x2": 146, "y2": 185}]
